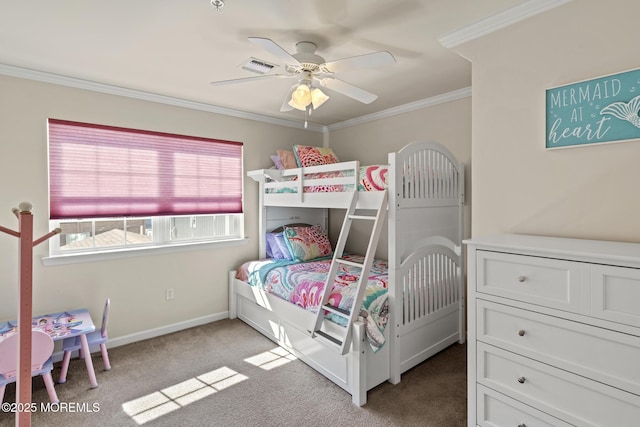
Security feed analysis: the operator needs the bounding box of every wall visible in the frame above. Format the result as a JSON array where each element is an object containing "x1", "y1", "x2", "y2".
[
  {"x1": 454, "y1": 0, "x2": 640, "y2": 241},
  {"x1": 0, "y1": 74, "x2": 321, "y2": 343},
  {"x1": 328, "y1": 97, "x2": 472, "y2": 257}
]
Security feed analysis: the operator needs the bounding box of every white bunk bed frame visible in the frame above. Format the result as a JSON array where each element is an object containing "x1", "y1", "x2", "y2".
[{"x1": 229, "y1": 140, "x2": 465, "y2": 405}]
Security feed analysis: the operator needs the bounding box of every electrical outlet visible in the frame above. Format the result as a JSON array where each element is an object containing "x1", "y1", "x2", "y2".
[{"x1": 166, "y1": 288, "x2": 174, "y2": 300}]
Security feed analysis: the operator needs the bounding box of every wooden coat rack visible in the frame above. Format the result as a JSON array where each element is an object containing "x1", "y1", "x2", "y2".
[{"x1": 0, "y1": 202, "x2": 60, "y2": 427}]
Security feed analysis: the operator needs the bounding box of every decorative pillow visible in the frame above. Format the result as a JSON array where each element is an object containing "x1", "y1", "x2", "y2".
[
  {"x1": 271, "y1": 154, "x2": 283, "y2": 170},
  {"x1": 293, "y1": 145, "x2": 340, "y2": 167},
  {"x1": 266, "y1": 232, "x2": 291, "y2": 260},
  {"x1": 283, "y1": 224, "x2": 332, "y2": 261},
  {"x1": 277, "y1": 150, "x2": 297, "y2": 169},
  {"x1": 358, "y1": 165, "x2": 389, "y2": 191}
]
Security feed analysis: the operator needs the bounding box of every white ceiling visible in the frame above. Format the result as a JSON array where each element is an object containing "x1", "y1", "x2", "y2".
[{"x1": 0, "y1": 0, "x2": 533, "y2": 127}]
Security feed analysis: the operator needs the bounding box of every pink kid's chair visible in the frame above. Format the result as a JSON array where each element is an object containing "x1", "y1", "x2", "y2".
[
  {"x1": 0, "y1": 330, "x2": 59, "y2": 404},
  {"x1": 58, "y1": 298, "x2": 111, "y2": 384}
]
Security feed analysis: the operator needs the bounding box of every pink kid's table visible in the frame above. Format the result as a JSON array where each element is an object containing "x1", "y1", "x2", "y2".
[{"x1": 0, "y1": 308, "x2": 99, "y2": 388}]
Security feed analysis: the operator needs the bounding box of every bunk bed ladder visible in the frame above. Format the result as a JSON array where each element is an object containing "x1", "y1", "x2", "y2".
[{"x1": 311, "y1": 190, "x2": 388, "y2": 355}]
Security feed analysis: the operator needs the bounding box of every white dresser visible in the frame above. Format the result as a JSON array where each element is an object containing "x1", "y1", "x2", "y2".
[{"x1": 465, "y1": 234, "x2": 640, "y2": 427}]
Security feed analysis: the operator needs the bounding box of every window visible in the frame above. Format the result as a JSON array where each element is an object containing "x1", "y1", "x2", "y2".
[{"x1": 47, "y1": 119, "x2": 243, "y2": 257}]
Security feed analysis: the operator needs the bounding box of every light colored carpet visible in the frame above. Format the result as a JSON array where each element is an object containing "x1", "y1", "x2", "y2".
[{"x1": 0, "y1": 318, "x2": 467, "y2": 427}]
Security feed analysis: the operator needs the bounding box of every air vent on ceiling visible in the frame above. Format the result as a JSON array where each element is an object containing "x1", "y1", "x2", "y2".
[{"x1": 240, "y1": 57, "x2": 278, "y2": 74}]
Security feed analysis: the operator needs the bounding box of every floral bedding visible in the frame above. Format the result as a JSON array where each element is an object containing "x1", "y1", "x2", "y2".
[{"x1": 236, "y1": 254, "x2": 389, "y2": 352}]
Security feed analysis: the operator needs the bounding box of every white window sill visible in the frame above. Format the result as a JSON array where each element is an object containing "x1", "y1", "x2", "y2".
[{"x1": 42, "y1": 238, "x2": 249, "y2": 266}]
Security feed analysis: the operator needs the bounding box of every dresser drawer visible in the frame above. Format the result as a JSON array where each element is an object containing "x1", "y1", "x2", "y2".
[
  {"x1": 477, "y1": 384, "x2": 572, "y2": 427},
  {"x1": 478, "y1": 343, "x2": 640, "y2": 427},
  {"x1": 477, "y1": 299, "x2": 640, "y2": 396},
  {"x1": 476, "y1": 250, "x2": 586, "y2": 313},
  {"x1": 592, "y1": 264, "x2": 640, "y2": 328}
]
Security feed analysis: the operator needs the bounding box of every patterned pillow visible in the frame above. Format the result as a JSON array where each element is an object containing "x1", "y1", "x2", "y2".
[
  {"x1": 293, "y1": 145, "x2": 340, "y2": 167},
  {"x1": 357, "y1": 165, "x2": 389, "y2": 191},
  {"x1": 283, "y1": 225, "x2": 332, "y2": 261}
]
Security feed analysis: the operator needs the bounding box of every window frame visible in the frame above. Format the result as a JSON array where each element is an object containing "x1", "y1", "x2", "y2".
[
  {"x1": 42, "y1": 234, "x2": 249, "y2": 266},
  {"x1": 46, "y1": 119, "x2": 246, "y2": 264}
]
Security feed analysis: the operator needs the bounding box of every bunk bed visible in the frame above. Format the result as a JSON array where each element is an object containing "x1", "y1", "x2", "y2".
[{"x1": 228, "y1": 141, "x2": 465, "y2": 405}]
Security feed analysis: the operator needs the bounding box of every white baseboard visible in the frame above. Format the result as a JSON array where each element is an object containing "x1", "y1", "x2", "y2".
[{"x1": 52, "y1": 311, "x2": 229, "y2": 362}]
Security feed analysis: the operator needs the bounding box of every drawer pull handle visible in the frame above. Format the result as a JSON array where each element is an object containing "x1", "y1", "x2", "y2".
[
  {"x1": 517, "y1": 376, "x2": 526, "y2": 384},
  {"x1": 518, "y1": 275, "x2": 526, "y2": 283},
  {"x1": 518, "y1": 329, "x2": 526, "y2": 336},
  {"x1": 518, "y1": 424, "x2": 527, "y2": 427}
]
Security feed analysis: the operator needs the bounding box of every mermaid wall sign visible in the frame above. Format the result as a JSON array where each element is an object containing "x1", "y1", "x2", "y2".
[{"x1": 546, "y1": 68, "x2": 640, "y2": 149}]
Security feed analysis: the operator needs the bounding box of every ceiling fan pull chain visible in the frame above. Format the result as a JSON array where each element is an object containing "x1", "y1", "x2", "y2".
[{"x1": 304, "y1": 105, "x2": 311, "y2": 129}]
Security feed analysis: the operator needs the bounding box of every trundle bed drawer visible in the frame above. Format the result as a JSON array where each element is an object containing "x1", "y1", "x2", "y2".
[
  {"x1": 477, "y1": 343, "x2": 640, "y2": 426},
  {"x1": 476, "y1": 250, "x2": 585, "y2": 313},
  {"x1": 477, "y1": 299, "x2": 640, "y2": 395},
  {"x1": 477, "y1": 384, "x2": 571, "y2": 427},
  {"x1": 237, "y1": 294, "x2": 280, "y2": 342}
]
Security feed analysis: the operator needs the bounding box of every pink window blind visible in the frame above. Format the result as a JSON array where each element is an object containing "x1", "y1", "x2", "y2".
[{"x1": 48, "y1": 119, "x2": 243, "y2": 220}]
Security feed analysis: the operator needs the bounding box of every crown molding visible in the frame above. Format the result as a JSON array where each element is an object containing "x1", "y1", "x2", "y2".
[
  {"x1": 438, "y1": 0, "x2": 572, "y2": 48},
  {"x1": 327, "y1": 87, "x2": 472, "y2": 131},
  {"x1": 0, "y1": 63, "x2": 326, "y2": 132}
]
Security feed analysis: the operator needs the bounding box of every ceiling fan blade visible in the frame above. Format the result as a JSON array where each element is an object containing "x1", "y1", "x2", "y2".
[
  {"x1": 322, "y1": 51, "x2": 395, "y2": 74},
  {"x1": 318, "y1": 77, "x2": 378, "y2": 104},
  {"x1": 280, "y1": 102, "x2": 294, "y2": 112},
  {"x1": 279, "y1": 84, "x2": 298, "y2": 112},
  {"x1": 210, "y1": 74, "x2": 293, "y2": 86},
  {"x1": 248, "y1": 37, "x2": 300, "y2": 65}
]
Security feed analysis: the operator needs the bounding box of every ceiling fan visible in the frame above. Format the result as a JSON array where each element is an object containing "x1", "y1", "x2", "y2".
[{"x1": 210, "y1": 37, "x2": 396, "y2": 114}]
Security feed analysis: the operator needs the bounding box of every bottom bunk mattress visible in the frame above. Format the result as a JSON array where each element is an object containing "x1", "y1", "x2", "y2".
[{"x1": 235, "y1": 254, "x2": 389, "y2": 351}]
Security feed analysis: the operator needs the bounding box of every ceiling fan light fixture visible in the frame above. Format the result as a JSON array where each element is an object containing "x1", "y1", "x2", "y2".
[
  {"x1": 291, "y1": 83, "x2": 311, "y2": 107},
  {"x1": 287, "y1": 98, "x2": 307, "y2": 111},
  {"x1": 310, "y1": 88, "x2": 329, "y2": 109}
]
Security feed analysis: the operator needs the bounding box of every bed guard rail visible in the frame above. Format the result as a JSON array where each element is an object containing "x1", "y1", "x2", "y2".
[{"x1": 248, "y1": 161, "x2": 361, "y2": 203}]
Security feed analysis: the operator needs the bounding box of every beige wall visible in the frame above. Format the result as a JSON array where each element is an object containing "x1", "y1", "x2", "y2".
[
  {"x1": 455, "y1": 0, "x2": 640, "y2": 242},
  {"x1": 328, "y1": 97, "x2": 472, "y2": 257},
  {"x1": 0, "y1": 75, "x2": 321, "y2": 340}
]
